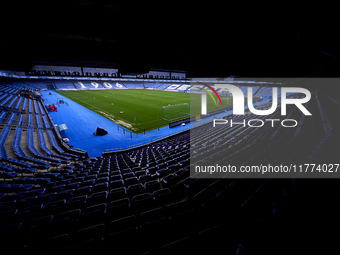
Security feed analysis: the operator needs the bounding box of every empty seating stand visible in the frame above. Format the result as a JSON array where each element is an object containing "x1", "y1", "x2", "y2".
[
  {"x1": 37, "y1": 129, "x2": 54, "y2": 156},
  {"x1": 47, "y1": 130, "x2": 64, "y2": 154},
  {"x1": 0, "y1": 126, "x2": 11, "y2": 159},
  {"x1": 26, "y1": 128, "x2": 61, "y2": 165},
  {"x1": 12, "y1": 127, "x2": 50, "y2": 168},
  {"x1": 28, "y1": 100, "x2": 33, "y2": 114},
  {"x1": 0, "y1": 126, "x2": 35, "y2": 169},
  {"x1": 0, "y1": 111, "x2": 8, "y2": 123},
  {"x1": 0, "y1": 82, "x2": 337, "y2": 254}
]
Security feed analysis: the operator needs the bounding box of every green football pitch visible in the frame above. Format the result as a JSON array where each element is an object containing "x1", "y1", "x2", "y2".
[{"x1": 56, "y1": 89, "x2": 234, "y2": 133}]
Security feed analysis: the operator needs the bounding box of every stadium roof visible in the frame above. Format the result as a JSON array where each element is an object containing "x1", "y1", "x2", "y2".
[{"x1": 1, "y1": 1, "x2": 340, "y2": 77}]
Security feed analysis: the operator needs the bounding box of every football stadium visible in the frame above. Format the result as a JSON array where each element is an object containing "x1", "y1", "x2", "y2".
[{"x1": 0, "y1": 1, "x2": 340, "y2": 255}]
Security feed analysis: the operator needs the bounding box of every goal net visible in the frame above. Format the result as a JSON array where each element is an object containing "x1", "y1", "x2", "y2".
[{"x1": 162, "y1": 103, "x2": 190, "y2": 121}]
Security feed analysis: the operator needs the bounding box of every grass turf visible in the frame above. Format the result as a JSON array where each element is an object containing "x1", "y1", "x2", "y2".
[{"x1": 56, "y1": 89, "x2": 234, "y2": 133}]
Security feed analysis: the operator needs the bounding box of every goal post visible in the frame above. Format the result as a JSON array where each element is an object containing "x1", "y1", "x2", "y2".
[{"x1": 162, "y1": 103, "x2": 190, "y2": 121}]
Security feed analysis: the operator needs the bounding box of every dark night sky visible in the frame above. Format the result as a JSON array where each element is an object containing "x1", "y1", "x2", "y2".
[{"x1": 1, "y1": 1, "x2": 339, "y2": 77}]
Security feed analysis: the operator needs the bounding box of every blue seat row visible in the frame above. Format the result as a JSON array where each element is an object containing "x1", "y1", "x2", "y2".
[
  {"x1": 47, "y1": 129, "x2": 64, "y2": 154},
  {"x1": 37, "y1": 129, "x2": 72, "y2": 162},
  {"x1": 0, "y1": 162, "x2": 17, "y2": 172},
  {"x1": 27, "y1": 127, "x2": 45, "y2": 157},
  {"x1": 0, "y1": 94, "x2": 14, "y2": 107},
  {"x1": 0, "y1": 111, "x2": 8, "y2": 123},
  {"x1": 6, "y1": 113, "x2": 16, "y2": 125},
  {"x1": 26, "y1": 128, "x2": 61, "y2": 164},
  {"x1": 0, "y1": 171, "x2": 18, "y2": 178},
  {"x1": 54, "y1": 80, "x2": 77, "y2": 90},
  {"x1": 42, "y1": 116, "x2": 51, "y2": 128},
  {"x1": 5, "y1": 158, "x2": 35, "y2": 169},
  {"x1": 14, "y1": 97, "x2": 23, "y2": 110},
  {"x1": 13, "y1": 127, "x2": 51, "y2": 168},
  {"x1": 0, "y1": 93, "x2": 8, "y2": 102},
  {"x1": 46, "y1": 130, "x2": 79, "y2": 160},
  {"x1": 0, "y1": 183, "x2": 35, "y2": 193},
  {"x1": 0, "y1": 126, "x2": 11, "y2": 158},
  {"x1": 27, "y1": 114, "x2": 33, "y2": 128},
  {"x1": 7, "y1": 96, "x2": 18, "y2": 108},
  {"x1": 7, "y1": 87, "x2": 20, "y2": 94},
  {"x1": 37, "y1": 129, "x2": 54, "y2": 156},
  {"x1": 0, "y1": 126, "x2": 34, "y2": 169},
  {"x1": 22, "y1": 98, "x2": 27, "y2": 111},
  {"x1": 18, "y1": 114, "x2": 24, "y2": 126}
]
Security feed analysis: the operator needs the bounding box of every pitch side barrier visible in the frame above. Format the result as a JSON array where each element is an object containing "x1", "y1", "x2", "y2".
[
  {"x1": 169, "y1": 117, "x2": 195, "y2": 128},
  {"x1": 169, "y1": 102, "x2": 245, "y2": 129}
]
